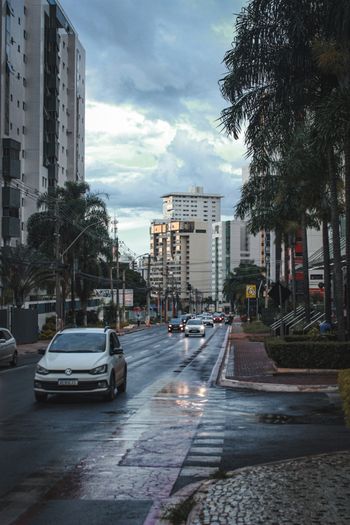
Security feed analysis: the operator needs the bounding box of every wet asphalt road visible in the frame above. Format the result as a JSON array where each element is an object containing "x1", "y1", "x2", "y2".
[{"x1": 0, "y1": 324, "x2": 349, "y2": 525}]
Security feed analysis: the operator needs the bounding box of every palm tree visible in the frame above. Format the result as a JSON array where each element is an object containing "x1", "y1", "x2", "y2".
[
  {"x1": 0, "y1": 245, "x2": 53, "y2": 308},
  {"x1": 219, "y1": 0, "x2": 348, "y2": 338},
  {"x1": 27, "y1": 181, "x2": 110, "y2": 325}
]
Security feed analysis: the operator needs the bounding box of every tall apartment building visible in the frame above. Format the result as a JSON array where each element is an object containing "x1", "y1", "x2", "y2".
[
  {"x1": 150, "y1": 219, "x2": 211, "y2": 309},
  {"x1": 211, "y1": 220, "x2": 261, "y2": 309},
  {"x1": 0, "y1": 0, "x2": 85, "y2": 245},
  {"x1": 162, "y1": 186, "x2": 222, "y2": 222}
]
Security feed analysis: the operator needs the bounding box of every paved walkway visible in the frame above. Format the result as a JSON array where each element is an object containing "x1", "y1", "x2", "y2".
[
  {"x1": 187, "y1": 451, "x2": 350, "y2": 524},
  {"x1": 221, "y1": 323, "x2": 339, "y2": 391}
]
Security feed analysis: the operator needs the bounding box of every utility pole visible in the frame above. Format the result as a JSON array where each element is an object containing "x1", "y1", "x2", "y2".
[
  {"x1": 146, "y1": 253, "x2": 151, "y2": 326},
  {"x1": 122, "y1": 269, "x2": 126, "y2": 324},
  {"x1": 54, "y1": 200, "x2": 62, "y2": 331},
  {"x1": 111, "y1": 215, "x2": 120, "y2": 331}
]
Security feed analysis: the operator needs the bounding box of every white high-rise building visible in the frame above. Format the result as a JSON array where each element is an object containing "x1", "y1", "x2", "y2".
[
  {"x1": 162, "y1": 186, "x2": 222, "y2": 222},
  {"x1": 0, "y1": 0, "x2": 85, "y2": 245},
  {"x1": 211, "y1": 220, "x2": 261, "y2": 308},
  {"x1": 150, "y1": 219, "x2": 211, "y2": 312}
]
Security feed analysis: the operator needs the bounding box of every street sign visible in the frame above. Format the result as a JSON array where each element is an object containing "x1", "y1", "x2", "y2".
[{"x1": 246, "y1": 284, "x2": 256, "y2": 299}]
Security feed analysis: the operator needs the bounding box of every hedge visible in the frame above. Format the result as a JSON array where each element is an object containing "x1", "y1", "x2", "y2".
[
  {"x1": 283, "y1": 334, "x2": 337, "y2": 342},
  {"x1": 265, "y1": 338, "x2": 350, "y2": 369},
  {"x1": 338, "y1": 370, "x2": 350, "y2": 427}
]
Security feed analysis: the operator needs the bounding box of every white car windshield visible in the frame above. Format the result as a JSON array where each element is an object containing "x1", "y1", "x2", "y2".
[
  {"x1": 187, "y1": 320, "x2": 202, "y2": 326},
  {"x1": 49, "y1": 333, "x2": 106, "y2": 353}
]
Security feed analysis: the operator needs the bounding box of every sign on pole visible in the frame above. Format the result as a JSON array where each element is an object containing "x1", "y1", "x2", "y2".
[{"x1": 246, "y1": 284, "x2": 256, "y2": 299}]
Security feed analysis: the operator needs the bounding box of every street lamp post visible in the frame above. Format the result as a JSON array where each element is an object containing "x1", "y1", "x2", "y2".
[{"x1": 56, "y1": 221, "x2": 104, "y2": 330}]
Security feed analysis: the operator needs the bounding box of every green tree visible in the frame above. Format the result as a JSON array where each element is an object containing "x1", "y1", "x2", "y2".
[
  {"x1": 223, "y1": 263, "x2": 265, "y2": 314},
  {"x1": 0, "y1": 245, "x2": 53, "y2": 308}
]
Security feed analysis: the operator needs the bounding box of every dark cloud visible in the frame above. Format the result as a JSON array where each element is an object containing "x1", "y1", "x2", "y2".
[{"x1": 60, "y1": 0, "x2": 245, "y2": 119}]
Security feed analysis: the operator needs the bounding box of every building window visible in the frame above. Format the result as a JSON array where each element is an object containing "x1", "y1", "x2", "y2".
[
  {"x1": 23, "y1": 30, "x2": 27, "y2": 39},
  {"x1": 17, "y1": 127, "x2": 20, "y2": 135},
  {"x1": 17, "y1": 44, "x2": 20, "y2": 52},
  {"x1": 23, "y1": 54, "x2": 27, "y2": 63},
  {"x1": 17, "y1": 100, "x2": 20, "y2": 108},
  {"x1": 23, "y1": 77, "x2": 27, "y2": 87}
]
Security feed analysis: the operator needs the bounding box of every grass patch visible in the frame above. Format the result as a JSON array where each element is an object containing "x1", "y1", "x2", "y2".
[
  {"x1": 209, "y1": 469, "x2": 229, "y2": 480},
  {"x1": 163, "y1": 496, "x2": 196, "y2": 525},
  {"x1": 243, "y1": 320, "x2": 270, "y2": 334}
]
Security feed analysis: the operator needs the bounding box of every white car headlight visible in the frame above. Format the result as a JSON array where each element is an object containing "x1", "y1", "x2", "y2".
[
  {"x1": 36, "y1": 364, "x2": 49, "y2": 375},
  {"x1": 89, "y1": 364, "x2": 108, "y2": 375}
]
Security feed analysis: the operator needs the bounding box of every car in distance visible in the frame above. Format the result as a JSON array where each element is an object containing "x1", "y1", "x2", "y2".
[
  {"x1": 180, "y1": 314, "x2": 192, "y2": 325},
  {"x1": 34, "y1": 327, "x2": 127, "y2": 402},
  {"x1": 202, "y1": 315, "x2": 214, "y2": 327},
  {"x1": 0, "y1": 328, "x2": 18, "y2": 367},
  {"x1": 213, "y1": 313, "x2": 224, "y2": 323},
  {"x1": 184, "y1": 319, "x2": 205, "y2": 337},
  {"x1": 168, "y1": 318, "x2": 185, "y2": 332}
]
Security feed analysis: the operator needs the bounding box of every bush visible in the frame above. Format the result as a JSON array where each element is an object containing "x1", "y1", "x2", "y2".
[
  {"x1": 265, "y1": 338, "x2": 350, "y2": 369},
  {"x1": 39, "y1": 316, "x2": 56, "y2": 340},
  {"x1": 284, "y1": 334, "x2": 337, "y2": 342},
  {"x1": 243, "y1": 320, "x2": 270, "y2": 334},
  {"x1": 338, "y1": 370, "x2": 350, "y2": 427}
]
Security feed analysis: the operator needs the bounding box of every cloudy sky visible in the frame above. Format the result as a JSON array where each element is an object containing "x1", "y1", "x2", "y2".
[{"x1": 60, "y1": 0, "x2": 248, "y2": 255}]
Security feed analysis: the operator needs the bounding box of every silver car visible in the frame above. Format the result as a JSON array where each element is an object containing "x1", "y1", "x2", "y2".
[
  {"x1": 184, "y1": 319, "x2": 206, "y2": 337},
  {"x1": 0, "y1": 328, "x2": 18, "y2": 367}
]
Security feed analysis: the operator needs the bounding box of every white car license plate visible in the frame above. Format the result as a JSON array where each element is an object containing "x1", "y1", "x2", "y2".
[{"x1": 58, "y1": 379, "x2": 78, "y2": 386}]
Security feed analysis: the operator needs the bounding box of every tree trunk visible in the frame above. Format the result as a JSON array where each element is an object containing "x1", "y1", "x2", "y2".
[
  {"x1": 322, "y1": 219, "x2": 332, "y2": 324},
  {"x1": 283, "y1": 233, "x2": 289, "y2": 286},
  {"x1": 328, "y1": 148, "x2": 346, "y2": 341},
  {"x1": 344, "y1": 133, "x2": 350, "y2": 335},
  {"x1": 290, "y1": 233, "x2": 297, "y2": 315},
  {"x1": 301, "y1": 213, "x2": 310, "y2": 323},
  {"x1": 274, "y1": 227, "x2": 284, "y2": 335},
  {"x1": 275, "y1": 228, "x2": 282, "y2": 283}
]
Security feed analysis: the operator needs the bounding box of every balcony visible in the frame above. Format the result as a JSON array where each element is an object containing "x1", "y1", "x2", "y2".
[
  {"x1": 2, "y1": 216, "x2": 20, "y2": 238},
  {"x1": 2, "y1": 158, "x2": 20, "y2": 179},
  {"x1": 45, "y1": 95, "x2": 59, "y2": 114},
  {"x1": 2, "y1": 187, "x2": 20, "y2": 208}
]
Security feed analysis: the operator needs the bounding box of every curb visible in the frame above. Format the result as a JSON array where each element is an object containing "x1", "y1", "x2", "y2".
[{"x1": 208, "y1": 326, "x2": 230, "y2": 386}]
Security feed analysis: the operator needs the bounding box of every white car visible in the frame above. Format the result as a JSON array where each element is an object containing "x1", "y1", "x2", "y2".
[
  {"x1": 202, "y1": 316, "x2": 214, "y2": 327},
  {"x1": 0, "y1": 328, "x2": 17, "y2": 367},
  {"x1": 184, "y1": 319, "x2": 206, "y2": 337},
  {"x1": 34, "y1": 327, "x2": 127, "y2": 402}
]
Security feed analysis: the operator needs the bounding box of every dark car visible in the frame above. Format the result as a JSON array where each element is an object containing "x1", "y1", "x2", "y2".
[
  {"x1": 213, "y1": 313, "x2": 224, "y2": 323},
  {"x1": 168, "y1": 318, "x2": 185, "y2": 332},
  {"x1": 180, "y1": 314, "x2": 192, "y2": 325}
]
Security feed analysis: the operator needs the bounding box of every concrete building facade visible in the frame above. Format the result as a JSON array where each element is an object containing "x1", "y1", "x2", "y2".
[
  {"x1": 0, "y1": 0, "x2": 85, "y2": 245},
  {"x1": 150, "y1": 219, "x2": 211, "y2": 314},
  {"x1": 162, "y1": 186, "x2": 222, "y2": 223}
]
